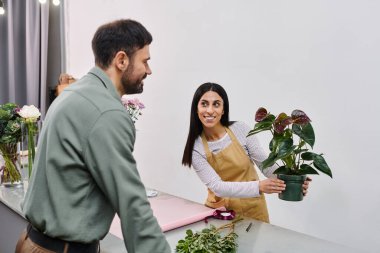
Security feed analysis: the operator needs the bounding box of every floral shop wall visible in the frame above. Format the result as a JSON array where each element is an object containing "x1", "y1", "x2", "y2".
[{"x1": 64, "y1": 0, "x2": 380, "y2": 252}]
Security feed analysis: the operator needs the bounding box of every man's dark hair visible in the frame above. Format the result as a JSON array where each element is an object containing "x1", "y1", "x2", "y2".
[{"x1": 92, "y1": 19, "x2": 152, "y2": 69}]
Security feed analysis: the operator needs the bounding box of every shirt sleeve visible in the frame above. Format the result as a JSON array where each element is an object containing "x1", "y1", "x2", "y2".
[
  {"x1": 84, "y1": 110, "x2": 170, "y2": 253},
  {"x1": 192, "y1": 150, "x2": 261, "y2": 198}
]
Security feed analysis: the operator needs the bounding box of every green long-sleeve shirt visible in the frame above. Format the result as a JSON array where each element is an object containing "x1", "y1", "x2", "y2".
[{"x1": 22, "y1": 66, "x2": 171, "y2": 252}]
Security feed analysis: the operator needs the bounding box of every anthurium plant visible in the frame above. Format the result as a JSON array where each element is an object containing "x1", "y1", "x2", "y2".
[{"x1": 248, "y1": 107, "x2": 332, "y2": 178}]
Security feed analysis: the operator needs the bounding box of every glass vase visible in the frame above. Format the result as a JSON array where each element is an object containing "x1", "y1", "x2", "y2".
[
  {"x1": 20, "y1": 121, "x2": 41, "y2": 181},
  {"x1": 0, "y1": 143, "x2": 22, "y2": 187}
]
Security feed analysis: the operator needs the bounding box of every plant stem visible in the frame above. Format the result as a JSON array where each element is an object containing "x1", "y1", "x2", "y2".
[
  {"x1": 215, "y1": 217, "x2": 244, "y2": 232},
  {"x1": 0, "y1": 143, "x2": 21, "y2": 183},
  {"x1": 295, "y1": 138, "x2": 302, "y2": 170},
  {"x1": 26, "y1": 122, "x2": 36, "y2": 178}
]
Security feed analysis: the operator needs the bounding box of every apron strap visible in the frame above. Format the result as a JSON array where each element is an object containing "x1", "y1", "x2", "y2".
[
  {"x1": 225, "y1": 127, "x2": 238, "y2": 142},
  {"x1": 201, "y1": 127, "x2": 236, "y2": 158},
  {"x1": 201, "y1": 132, "x2": 212, "y2": 159}
]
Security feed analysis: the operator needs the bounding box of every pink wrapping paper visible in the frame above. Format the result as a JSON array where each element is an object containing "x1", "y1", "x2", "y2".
[{"x1": 109, "y1": 192, "x2": 221, "y2": 238}]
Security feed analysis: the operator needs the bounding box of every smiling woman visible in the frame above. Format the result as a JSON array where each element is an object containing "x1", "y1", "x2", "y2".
[
  {"x1": 182, "y1": 82, "x2": 310, "y2": 223},
  {"x1": 197, "y1": 91, "x2": 224, "y2": 134}
]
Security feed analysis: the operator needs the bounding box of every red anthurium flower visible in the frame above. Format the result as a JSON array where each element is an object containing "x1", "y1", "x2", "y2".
[
  {"x1": 291, "y1": 110, "x2": 311, "y2": 125},
  {"x1": 274, "y1": 113, "x2": 292, "y2": 134},
  {"x1": 255, "y1": 107, "x2": 268, "y2": 122},
  {"x1": 249, "y1": 107, "x2": 332, "y2": 180}
]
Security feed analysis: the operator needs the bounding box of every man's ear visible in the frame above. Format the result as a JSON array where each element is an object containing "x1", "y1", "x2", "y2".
[{"x1": 114, "y1": 51, "x2": 129, "y2": 71}]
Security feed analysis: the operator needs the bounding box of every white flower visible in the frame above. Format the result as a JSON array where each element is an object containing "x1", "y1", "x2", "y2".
[{"x1": 18, "y1": 105, "x2": 41, "y2": 121}]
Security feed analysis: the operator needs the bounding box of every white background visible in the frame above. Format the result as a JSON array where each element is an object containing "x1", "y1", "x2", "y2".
[{"x1": 65, "y1": 1, "x2": 380, "y2": 252}]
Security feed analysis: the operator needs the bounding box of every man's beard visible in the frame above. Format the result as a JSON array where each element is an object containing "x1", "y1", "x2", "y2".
[{"x1": 121, "y1": 64, "x2": 147, "y2": 94}]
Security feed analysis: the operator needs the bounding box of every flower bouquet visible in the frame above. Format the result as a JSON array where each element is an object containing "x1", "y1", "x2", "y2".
[
  {"x1": 0, "y1": 103, "x2": 22, "y2": 185},
  {"x1": 121, "y1": 95, "x2": 145, "y2": 123}
]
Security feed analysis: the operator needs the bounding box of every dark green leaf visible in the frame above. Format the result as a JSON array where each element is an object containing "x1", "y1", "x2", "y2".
[
  {"x1": 247, "y1": 115, "x2": 275, "y2": 136},
  {"x1": 273, "y1": 166, "x2": 291, "y2": 174},
  {"x1": 313, "y1": 154, "x2": 333, "y2": 178},
  {"x1": 277, "y1": 138, "x2": 295, "y2": 159},
  {"x1": 269, "y1": 138, "x2": 274, "y2": 151},
  {"x1": 292, "y1": 123, "x2": 315, "y2": 148},
  {"x1": 271, "y1": 134, "x2": 290, "y2": 152},
  {"x1": 301, "y1": 151, "x2": 317, "y2": 160},
  {"x1": 265, "y1": 138, "x2": 295, "y2": 168},
  {"x1": 0, "y1": 109, "x2": 12, "y2": 121},
  {"x1": 261, "y1": 152, "x2": 278, "y2": 168},
  {"x1": 247, "y1": 123, "x2": 271, "y2": 136},
  {"x1": 298, "y1": 164, "x2": 319, "y2": 175}
]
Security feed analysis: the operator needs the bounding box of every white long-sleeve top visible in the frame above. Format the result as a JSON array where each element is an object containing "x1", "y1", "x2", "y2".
[{"x1": 192, "y1": 121, "x2": 278, "y2": 198}]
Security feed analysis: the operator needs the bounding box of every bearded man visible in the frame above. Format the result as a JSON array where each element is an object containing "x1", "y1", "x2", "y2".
[{"x1": 16, "y1": 19, "x2": 170, "y2": 253}]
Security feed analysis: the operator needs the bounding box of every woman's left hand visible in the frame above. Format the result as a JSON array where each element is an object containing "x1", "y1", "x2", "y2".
[{"x1": 303, "y1": 177, "x2": 312, "y2": 196}]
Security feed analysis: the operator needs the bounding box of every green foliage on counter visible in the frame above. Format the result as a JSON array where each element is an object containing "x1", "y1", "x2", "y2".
[{"x1": 175, "y1": 218, "x2": 243, "y2": 253}]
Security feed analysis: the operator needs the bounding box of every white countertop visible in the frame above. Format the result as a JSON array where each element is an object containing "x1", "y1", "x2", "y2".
[{"x1": 0, "y1": 184, "x2": 366, "y2": 253}]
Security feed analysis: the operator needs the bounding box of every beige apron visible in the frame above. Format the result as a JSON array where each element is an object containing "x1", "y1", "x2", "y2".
[{"x1": 201, "y1": 127, "x2": 270, "y2": 222}]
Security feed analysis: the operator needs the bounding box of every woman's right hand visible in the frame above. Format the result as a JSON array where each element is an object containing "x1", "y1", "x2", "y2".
[{"x1": 259, "y1": 178, "x2": 286, "y2": 194}]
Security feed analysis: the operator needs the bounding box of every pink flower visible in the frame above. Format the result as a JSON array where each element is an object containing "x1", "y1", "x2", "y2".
[{"x1": 121, "y1": 95, "x2": 145, "y2": 123}]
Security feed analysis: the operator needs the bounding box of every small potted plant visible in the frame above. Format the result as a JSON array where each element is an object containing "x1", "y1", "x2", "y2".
[{"x1": 248, "y1": 107, "x2": 333, "y2": 201}]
